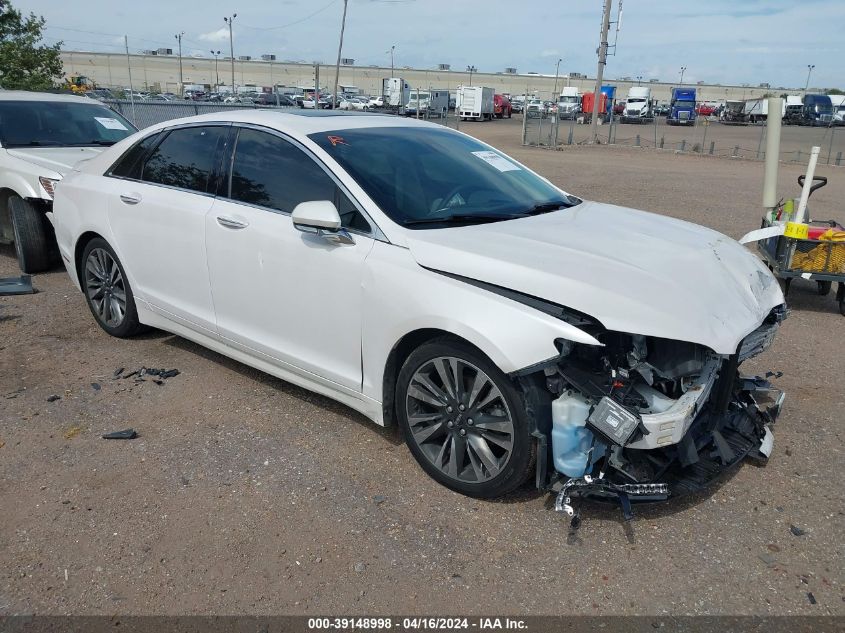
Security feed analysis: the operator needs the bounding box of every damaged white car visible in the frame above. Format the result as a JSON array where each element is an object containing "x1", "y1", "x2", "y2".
[{"x1": 51, "y1": 111, "x2": 786, "y2": 524}]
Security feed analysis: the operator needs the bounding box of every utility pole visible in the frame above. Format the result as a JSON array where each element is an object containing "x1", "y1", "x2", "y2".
[
  {"x1": 679, "y1": 66, "x2": 686, "y2": 86},
  {"x1": 124, "y1": 35, "x2": 136, "y2": 125},
  {"x1": 467, "y1": 65, "x2": 476, "y2": 86},
  {"x1": 224, "y1": 13, "x2": 237, "y2": 93},
  {"x1": 332, "y1": 0, "x2": 349, "y2": 109},
  {"x1": 552, "y1": 58, "x2": 562, "y2": 101},
  {"x1": 175, "y1": 31, "x2": 184, "y2": 95},
  {"x1": 210, "y1": 50, "x2": 220, "y2": 88},
  {"x1": 804, "y1": 64, "x2": 815, "y2": 92},
  {"x1": 389, "y1": 45, "x2": 395, "y2": 77},
  {"x1": 589, "y1": 0, "x2": 612, "y2": 144}
]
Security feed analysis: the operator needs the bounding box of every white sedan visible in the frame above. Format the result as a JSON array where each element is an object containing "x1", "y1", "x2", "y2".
[
  {"x1": 338, "y1": 97, "x2": 370, "y2": 111},
  {"x1": 52, "y1": 111, "x2": 786, "y2": 510}
]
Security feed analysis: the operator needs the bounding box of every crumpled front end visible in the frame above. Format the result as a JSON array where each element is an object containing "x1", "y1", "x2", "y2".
[{"x1": 525, "y1": 304, "x2": 787, "y2": 528}]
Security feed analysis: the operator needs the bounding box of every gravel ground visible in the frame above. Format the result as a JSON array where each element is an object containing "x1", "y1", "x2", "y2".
[{"x1": 0, "y1": 120, "x2": 843, "y2": 616}]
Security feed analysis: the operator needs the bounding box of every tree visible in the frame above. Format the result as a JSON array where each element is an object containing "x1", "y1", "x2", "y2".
[
  {"x1": 0, "y1": 0, "x2": 62, "y2": 90},
  {"x1": 826, "y1": 88, "x2": 844, "y2": 95}
]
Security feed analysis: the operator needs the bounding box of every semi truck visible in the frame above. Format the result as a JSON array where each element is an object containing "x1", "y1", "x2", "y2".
[
  {"x1": 557, "y1": 86, "x2": 581, "y2": 120},
  {"x1": 457, "y1": 86, "x2": 494, "y2": 121},
  {"x1": 667, "y1": 88, "x2": 696, "y2": 125},
  {"x1": 620, "y1": 86, "x2": 654, "y2": 123},
  {"x1": 579, "y1": 92, "x2": 607, "y2": 123},
  {"x1": 404, "y1": 89, "x2": 449, "y2": 117},
  {"x1": 800, "y1": 94, "x2": 834, "y2": 126},
  {"x1": 383, "y1": 77, "x2": 410, "y2": 108},
  {"x1": 744, "y1": 94, "x2": 831, "y2": 126}
]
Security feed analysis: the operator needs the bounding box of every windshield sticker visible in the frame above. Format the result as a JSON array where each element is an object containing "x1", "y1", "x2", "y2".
[
  {"x1": 95, "y1": 117, "x2": 129, "y2": 131},
  {"x1": 471, "y1": 150, "x2": 520, "y2": 172},
  {"x1": 327, "y1": 135, "x2": 347, "y2": 147}
]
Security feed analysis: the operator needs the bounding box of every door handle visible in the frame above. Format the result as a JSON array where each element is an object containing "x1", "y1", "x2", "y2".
[
  {"x1": 216, "y1": 216, "x2": 249, "y2": 230},
  {"x1": 119, "y1": 192, "x2": 142, "y2": 205}
]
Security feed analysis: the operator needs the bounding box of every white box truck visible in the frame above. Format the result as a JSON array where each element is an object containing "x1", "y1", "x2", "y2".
[
  {"x1": 457, "y1": 86, "x2": 494, "y2": 121},
  {"x1": 405, "y1": 89, "x2": 450, "y2": 117},
  {"x1": 620, "y1": 86, "x2": 654, "y2": 123},
  {"x1": 557, "y1": 86, "x2": 581, "y2": 120},
  {"x1": 383, "y1": 78, "x2": 410, "y2": 108}
]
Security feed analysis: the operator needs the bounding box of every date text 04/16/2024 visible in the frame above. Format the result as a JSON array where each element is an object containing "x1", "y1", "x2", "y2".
[{"x1": 307, "y1": 618, "x2": 528, "y2": 630}]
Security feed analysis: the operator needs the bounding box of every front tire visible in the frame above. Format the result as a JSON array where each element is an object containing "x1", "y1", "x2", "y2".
[
  {"x1": 396, "y1": 338, "x2": 535, "y2": 499},
  {"x1": 80, "y1": 238, "x2": 145, "y2": 338},
  {"x1": 9, "y1": 196, "x2": 51, "y2": 273}
]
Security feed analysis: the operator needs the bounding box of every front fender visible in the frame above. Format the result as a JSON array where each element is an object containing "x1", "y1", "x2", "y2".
[
  {"x1": 0, "y1": 168, "x2": 41, "y2": 201},
  {"x1": 361, "y1": 241, "x2": 600, "y2": 403}
]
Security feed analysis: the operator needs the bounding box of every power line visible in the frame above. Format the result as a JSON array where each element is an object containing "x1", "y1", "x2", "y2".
[{"x1": 239, "y1": 0, "x2": 340, "y2": 31}]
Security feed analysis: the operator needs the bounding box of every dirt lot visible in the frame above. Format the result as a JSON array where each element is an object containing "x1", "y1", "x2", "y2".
[{"x1": 1, "y1": 121, "x2": 843, "y2": 617}]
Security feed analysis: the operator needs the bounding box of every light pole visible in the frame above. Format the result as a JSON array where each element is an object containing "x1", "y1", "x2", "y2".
[
  {"x1": 467, "y1": 65, "x2": 476, "y2": 86},
  {"x1": 679, "y1": 66, "x2": 686, "y2": 86},
  {"x1": 804, "y1": 64, "x2": 815, "y2": 92},
  {"x1": 174, "y1": 31, "x2": 184, "y2": 95},
  {"x1": 332, "y1": 0, "x2": 349, "y2": 109},
  {"x1": 552, "y1": 58, "x2": 562, "y2": 101},
  {"x1": 210, "y1": 50, "x2": 220, "y2": 88},
  {"x1": 388, "y1": 45, "x2": 395, "y2": 77},
  {"x1": 224, "y1": 13, "x2": 237, "y2": 92},
  {"x1": 636, "y1": 75, "x2": 642, "y2": 86}
]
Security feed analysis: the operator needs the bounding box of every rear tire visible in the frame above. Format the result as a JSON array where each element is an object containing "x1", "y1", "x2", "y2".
[
  {"x1": 395, "y1": 338, "x2": 535, "y2": 499},
  {"x1": 80, "y1": 238, "x2": 145, "y2": 338},
  {"x1": 9, "y1": 196, "x2": 51, "y2": 274},
  {"x1": 817, "y1": 280, "x2": 832, "y2": 296}
]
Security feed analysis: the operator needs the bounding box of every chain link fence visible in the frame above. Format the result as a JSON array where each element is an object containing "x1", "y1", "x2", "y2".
[
  {"x1": 103, "y1": 97, "x2": 467, "y2": 132},
  {"x1": 523, "y1": 113, "x2": 845, "y2": 166},
  {"x1": 103, "y1": 99, "x2": 295, "y2": 130}
]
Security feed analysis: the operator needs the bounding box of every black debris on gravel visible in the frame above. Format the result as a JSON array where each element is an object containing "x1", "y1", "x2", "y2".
[{"x1": 46, "y1": 394, "x2": 61, "y2": 402}]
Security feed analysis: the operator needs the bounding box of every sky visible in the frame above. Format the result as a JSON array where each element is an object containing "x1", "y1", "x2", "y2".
[{"x1": 21, "y1": 0, "x2": 844, "y2": 90}]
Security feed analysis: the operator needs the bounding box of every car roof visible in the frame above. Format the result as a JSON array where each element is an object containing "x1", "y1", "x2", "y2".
[
  {"x1": 143, "y1": 109, "x2": 440, "y2": 135},
  {"x1": 0, "y1": 90, "x2": 101, "y2": 104}
]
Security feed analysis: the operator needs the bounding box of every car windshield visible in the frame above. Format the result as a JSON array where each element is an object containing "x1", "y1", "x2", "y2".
[
  {"x1": 0, "y1": 100, "x2": 135, "y2": 148},
  {"x1": 309, "y1": 126, "x2": 579, "y2": 228}
]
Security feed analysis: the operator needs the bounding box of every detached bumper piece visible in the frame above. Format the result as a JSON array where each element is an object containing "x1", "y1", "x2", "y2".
[
  {"x1": 553, "y1": 371, "x2": 784, "y2": 530},
  {"x1": 0, "y1": 275, "x2": 34, "y2": 296}
]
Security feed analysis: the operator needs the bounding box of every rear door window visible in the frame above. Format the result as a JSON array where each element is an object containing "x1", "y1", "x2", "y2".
[
  {"x1": 108, "y1": 132, "x2": 162, "y2": 180},
  {"x1": 141, "y1": 126, "x2": 226, "y2": 194}
]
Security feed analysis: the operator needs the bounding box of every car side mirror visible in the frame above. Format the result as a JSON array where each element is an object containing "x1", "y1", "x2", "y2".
[{"x1": 291, "y1": 200, "x2": 354, "y2": 245}]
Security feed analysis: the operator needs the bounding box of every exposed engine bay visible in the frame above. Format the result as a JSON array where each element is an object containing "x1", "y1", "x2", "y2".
[{"x1": 523, "y1": 304, "x2": 787, "y2": 529}]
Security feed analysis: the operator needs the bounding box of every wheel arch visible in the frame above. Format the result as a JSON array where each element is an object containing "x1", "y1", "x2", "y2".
[
  {"x1": 381, "y1": 328, "x2": 492, "y2": 427},
  {"x1": 0, "y1": 187, "x2": 19, "y2": 241},
  {"x1": 73, "y1": 230, "x2": 107, "y2": 288}
]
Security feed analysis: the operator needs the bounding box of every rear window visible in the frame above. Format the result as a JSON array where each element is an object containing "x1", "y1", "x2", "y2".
[
  {"x1": 108, "y1": 132, "x2": 162, "y2": 179},
  {"x1": 141, "y1": 126, "x2": 227, "y2": 194}
]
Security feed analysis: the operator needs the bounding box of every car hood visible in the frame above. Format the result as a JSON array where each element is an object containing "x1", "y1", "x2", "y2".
[
  {"x1": 6, "y1": 147, "x2": 106, "y2": 177},
  {"x1": 405, "y1": 201, "x2": 784, "y2": 354}
]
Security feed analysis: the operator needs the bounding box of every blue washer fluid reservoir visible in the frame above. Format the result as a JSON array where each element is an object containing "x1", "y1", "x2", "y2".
[{"x1": 551, "y1": 391, "x2": 594, "y2": 477}]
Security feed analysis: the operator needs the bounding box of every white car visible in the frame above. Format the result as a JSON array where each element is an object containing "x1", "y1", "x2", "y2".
[
  {"x1": 338, "y1": 97, "x2": 369, "y2": 111},
  {"x1": 0, "y1": 91, "x2": 136, "y2": 272},
  {"x1": 368, "y1": 96, "x2": 385, "y2": 108},
  {"x1": 51, "y1": 111, "x2": 786, "y2": 515}
]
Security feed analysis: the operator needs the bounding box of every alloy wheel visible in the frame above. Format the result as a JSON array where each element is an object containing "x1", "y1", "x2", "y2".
[
  {"x1": 85, "y1": 248, "x2": 127, "y2": 327},
  {"x1": 404, "y1": 356, "x2": 515, "y2": 483}
]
